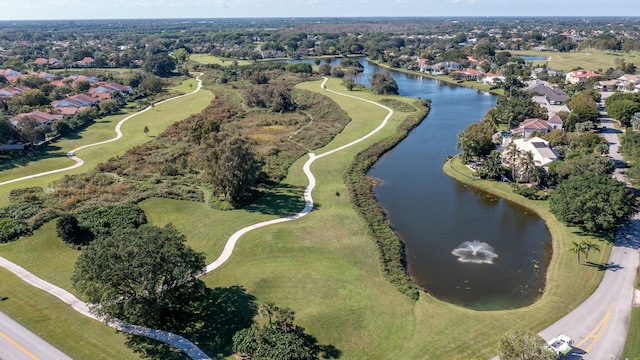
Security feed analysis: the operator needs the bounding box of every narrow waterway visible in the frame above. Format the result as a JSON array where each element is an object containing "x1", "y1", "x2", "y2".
[
  {"x1": 361, "y1": 60, "x2": 551, "y2": 310},
  {"x1": 292, "y1": 58, "x2": 552, "y2": 309}
]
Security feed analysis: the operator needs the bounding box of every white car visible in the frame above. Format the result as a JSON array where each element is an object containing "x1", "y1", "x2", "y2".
[{"x1": 547, "y1": 334, "x2": 573, "y2": 357}]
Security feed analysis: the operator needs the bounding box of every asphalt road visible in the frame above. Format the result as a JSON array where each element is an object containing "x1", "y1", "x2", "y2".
[
  {"x1": 0, "y1": 311, "x2": 72, "y2": 360},
  {"x1": 538, "y1": 113, "x2": 640, "y2": 359}
]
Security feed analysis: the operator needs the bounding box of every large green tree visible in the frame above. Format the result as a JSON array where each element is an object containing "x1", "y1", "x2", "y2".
[
  {"x1": 456, "y1": 120, "x2": 497, "y2": 162},
  {"x1": 551, "y1": 154, "x2": 615, "y2": 183},
  {"x1": 370, "y1": 72, "x2": 399, "y2": 95},
  {"x1": 206, "y1": 136, "x2": 261, "y2": 207},
  {"x1": 498, "y1": 330, "x2": 557, "y2": 360},
  {"x1": 549, "y1": 175, "x2": 637, "y2": 234},
  {"x1": 72, "y1": 224, "x2": 206, "y2": 327},
  {"x1": 142, "y1": 52, "x2": 176, "y2": 77}
]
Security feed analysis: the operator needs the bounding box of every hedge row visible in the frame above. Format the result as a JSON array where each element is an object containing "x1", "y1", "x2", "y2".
[{"x1": 343, "y1": 101, "x2": 429, "y2": 300}]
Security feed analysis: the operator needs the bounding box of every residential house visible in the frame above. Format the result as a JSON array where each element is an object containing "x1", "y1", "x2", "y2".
[
  {"x1": 510, "y1": 136, "x2": 559, "y2": 169},
  {"x1": 616, "y1": 74, "x2": 640, "y2": 93},
  {"x1": 10, "y1": 110, "x2": 63, "y2": 127},
  {"x1": 420, "y1": 61, "x2": 460, "y2": 74},
  {"x1": 34, "y1": 58, "x2": 62, "y2": 68},
  {"x1": 0, "y1": 86, "x2": 29, "y2": 98},
  {"x1": 548, "y1": 114, "x2": 564, "y2": 130},
  {"x1": 451, "y1": 69, "x2": 478, "y2": 81},
  {"x1": 511, "y1": 118, "x2": 556, "y2": 138},
  {"x1": 480, "y1": 73, "x2": 505, "y2": 85},
  {"x1": 565, "y1": 69, "x2": 599, "y2": 84},
  {"x1": 75, "y1": 57, "x2": 95, "y2": 67},
  {"x1": 525, "y1": 82, "x2": 569, "y2": 104},
  {"x1": 52, "y1": 94, "x2": 100, "y2": 108},
  {"x1": 598, "y1": 79, "x2": 618, "y2": 92}
]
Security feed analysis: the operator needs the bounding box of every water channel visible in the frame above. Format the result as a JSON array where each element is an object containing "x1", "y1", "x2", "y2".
[{"x1": 295, "y1": 58, "x2": 552, "y2": 310}]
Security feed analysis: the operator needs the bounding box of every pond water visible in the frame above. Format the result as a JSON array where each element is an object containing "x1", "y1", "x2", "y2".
[
  {"x1": 521, "y1": 55, "x2": 548, "y2": 61},
  {"x1": 291, "y1": 58, "x2": 552, "y2": 310}
]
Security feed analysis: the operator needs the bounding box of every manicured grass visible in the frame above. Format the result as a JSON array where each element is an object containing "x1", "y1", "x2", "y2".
[
  {"x1": 0, "y1": 81, "x2": 214, "y2": 207},
  {"x1": 624, "y1": 306, "x2": 640, "y2": 360},
  {"x1": 512, "y1": 49, "x2": 640, "y2": 72},
  {"x1": 194, "y1": 78, "x2": 611, "y2": 358},
  {"x1": 0, "y1": 221, "x2": 79, "y2": 293},
  {"x1": 0, "y1": 267, "x2": 137, "y2": 359},
  {"x1": 0, "y1": 77, "x2": 615, "y2": 358},
  {"x1": 190, "y1": 54, "x2": 253, "y2": 66}
]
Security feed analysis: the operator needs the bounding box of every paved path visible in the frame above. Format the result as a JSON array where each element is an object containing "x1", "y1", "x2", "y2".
[
  {"x1": 0, "y1": 311, "x2": 72, "y2": 360},
  {"x1": 538, "y1": 113, "x2": 640, "y2": 359},
  {"x1": 0, "y1": 77, "x2": 395, "y2": 359},
  {"x1": 0, "y1": 73, "x2": 204, "y2": 187},
  {"x1": 0, "y1": 75, "x2": 211, "y2": 360},
  {"x1": 206, "y1": 77, "x2": 393, "y2": 273}
]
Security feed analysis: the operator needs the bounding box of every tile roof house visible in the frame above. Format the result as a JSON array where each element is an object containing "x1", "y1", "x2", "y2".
[
  {"x1": 0, "y1": 86, "x2": 29, "y2": 98},
  {"x1": 565, "y1": 69, "x2": 599, "y2": 84},
  {"x1": 52, "y1": 94, "x2": 100, "y2": 108},
  {"x1": 10, "y1": 111, "x2": 63, "y2": 127},
  {"x1": 511, "y1": 118, "x2": 557, "y2": 138},
  {"x1": 75, "y1": 57, "x2": 95, "y2": 67}
]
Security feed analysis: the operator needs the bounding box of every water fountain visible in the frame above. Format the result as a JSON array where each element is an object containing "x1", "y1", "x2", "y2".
[{"x1": 451, "y1": 240, "x2": 498, "y2": 264}]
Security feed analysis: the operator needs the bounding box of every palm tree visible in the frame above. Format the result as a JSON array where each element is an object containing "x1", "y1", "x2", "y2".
[
  {"x1": 519, "y1": 150, "x2": 541, "y2": 186},
  {"x1": 570, "y1": 241, "x2": 587, "y2": 264},
  {"x1": 581, "y1": 240, "x2": 601, "y2": 263},
  {"x1": 258, "y1": 302, "x2": 278, "y2": 326}
]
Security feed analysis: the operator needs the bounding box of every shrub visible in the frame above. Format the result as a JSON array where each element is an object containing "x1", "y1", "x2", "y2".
[
  {"x1": 0, "y1": 202, "x2": 40, "y2": 220},
  {"x1": 75, "y1": 204, "x2": 147, "y2": 239},
  {"x1": 0, "y1": 218, "x2": 30, "y2": 243},
  {"x1": 56, "y1": 213, "x2": 93, "y2": 248}
]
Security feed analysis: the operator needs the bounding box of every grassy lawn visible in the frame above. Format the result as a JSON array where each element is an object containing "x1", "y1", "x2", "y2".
[
  {"x1": 0, "y1": 77, "x2": 614, "y2": 358},
  {"x1": 0, "y1": 267, "x2": 137, "y2": 359},
  {"x1": 0, "y1": 81, "x2": 214, "y2": 207},
  {"x1": 512, "y1": 49, "x2": 640, "y2": 72},
  {"x1": 194, "y1": 79, "x2": 610, "y2": 358},
  {"x1": 190, "y1": 54, "x2": 253, "y2": 66}
]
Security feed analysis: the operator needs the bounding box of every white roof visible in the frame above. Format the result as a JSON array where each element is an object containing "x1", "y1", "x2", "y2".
[{"x1": 513, "y1": 136, "x2": 559, "y2": 168}]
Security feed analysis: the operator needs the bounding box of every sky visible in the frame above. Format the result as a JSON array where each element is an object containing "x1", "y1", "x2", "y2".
[{"x1": 0, "y1": 0, "x2": 639, "y2": 21}]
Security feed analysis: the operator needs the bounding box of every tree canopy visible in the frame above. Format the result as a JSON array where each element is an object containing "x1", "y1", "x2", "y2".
[
  {"x1": 498, "y1": 330, "x2": 557, "y2": 360},
  {"x1": 371, "y1": 72, "x2": 399, "y2": 95},
  {"x1": 72, "y1": 224, "x2": 206, "y2": 326},
  {"x1": 549, "y1": 175, "x2": 637, "y2": 234},
  {"x1": 142, "y1": 52, "x2": 176, "y2": 77}
]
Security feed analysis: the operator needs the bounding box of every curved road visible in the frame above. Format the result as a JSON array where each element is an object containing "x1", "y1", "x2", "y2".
[
  {"x1": 538, "y1": 113, "x2": 640, "y2": 359},
  {"x1": 0, "y1": 78, "x2": 395, "y2": 359}
]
